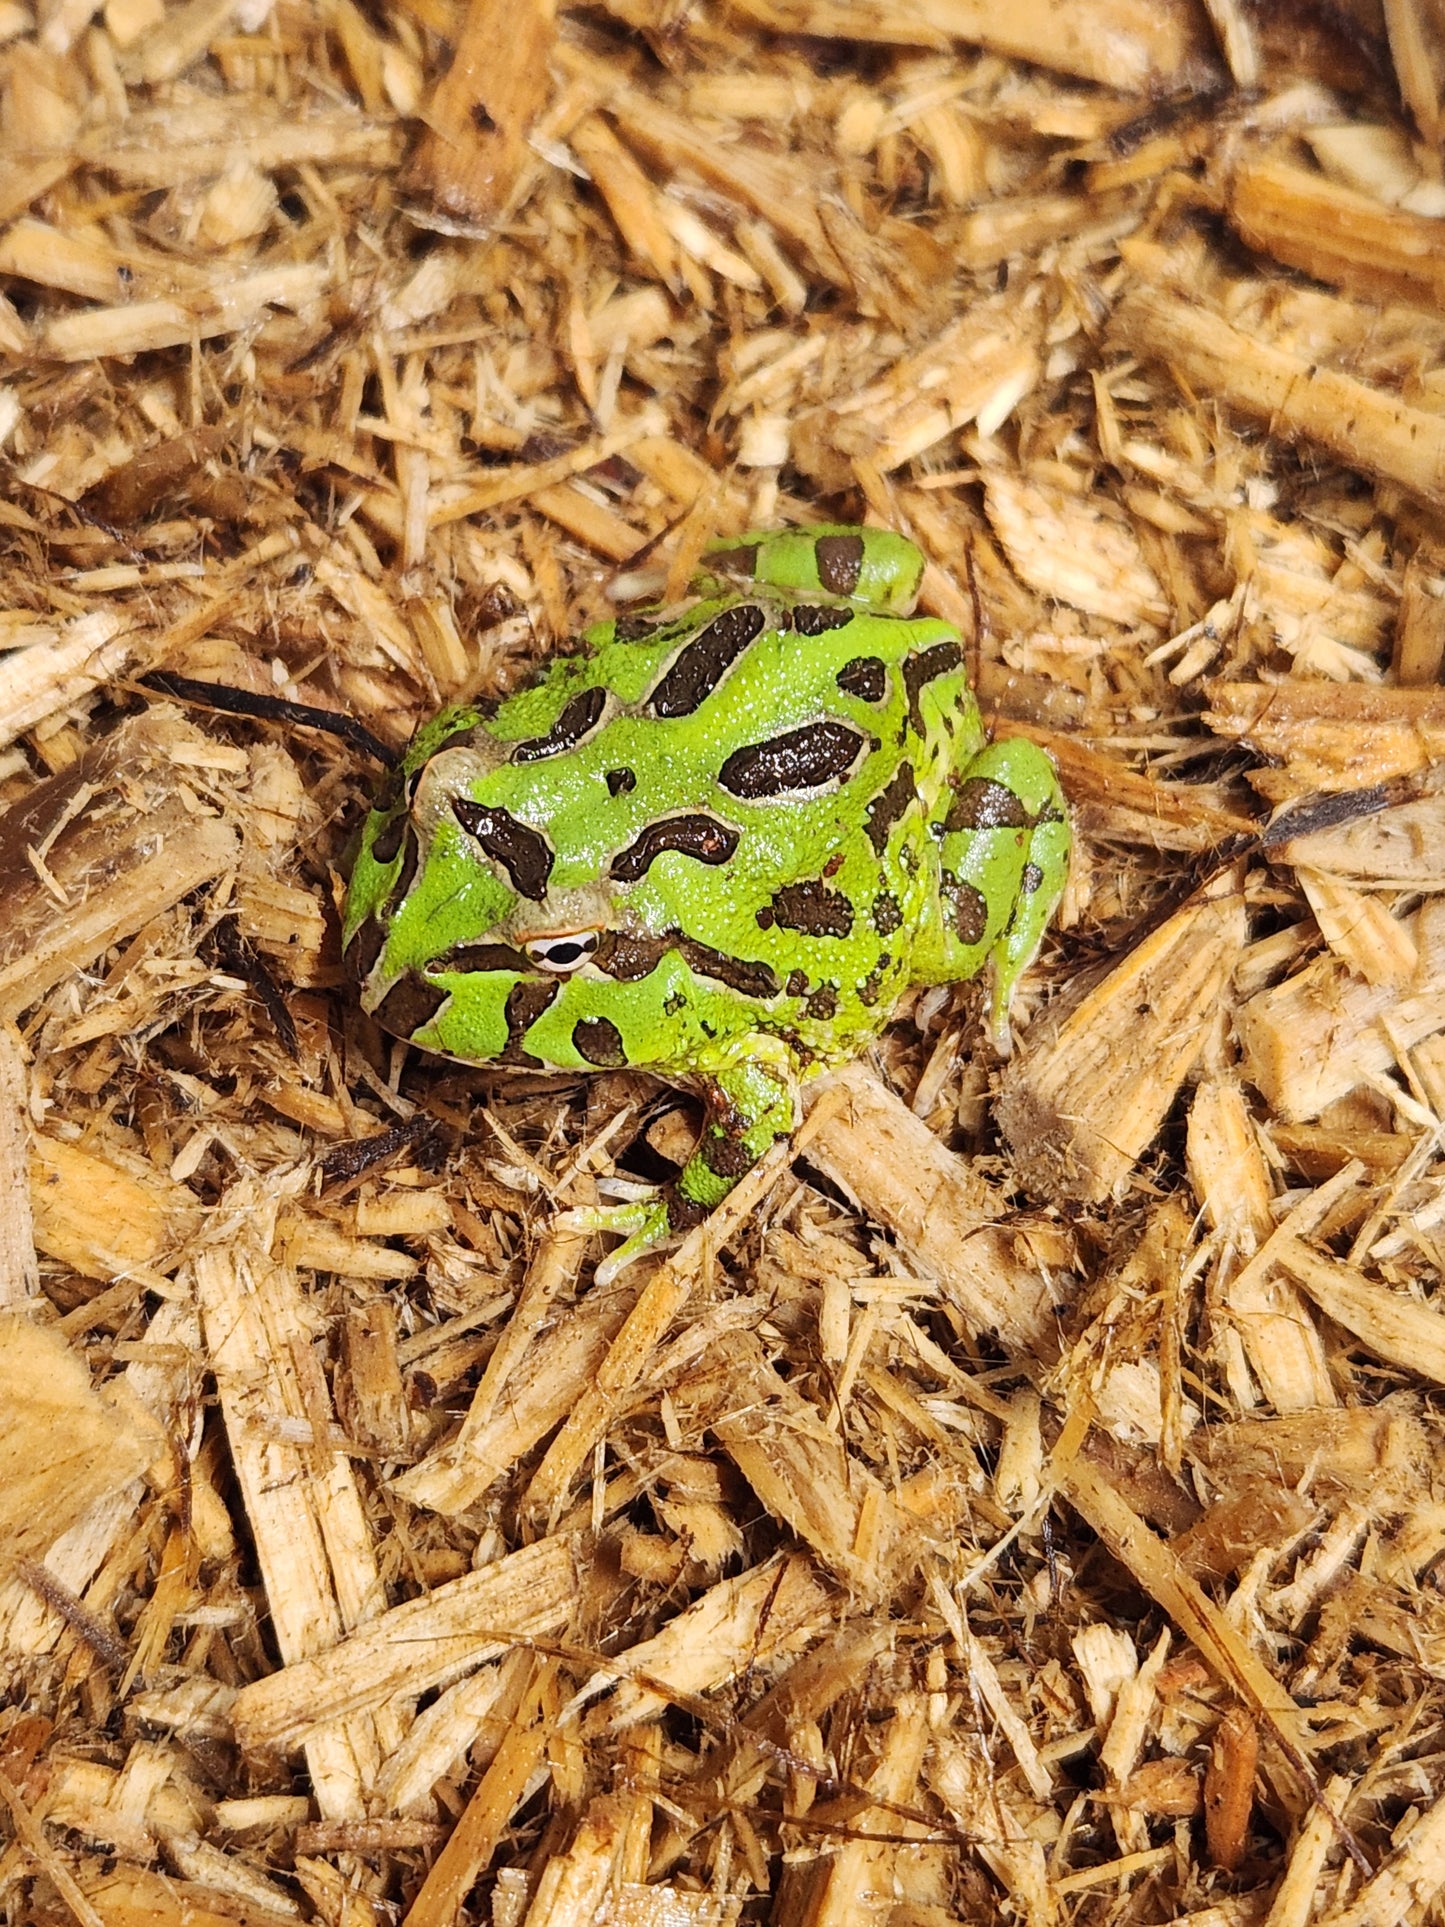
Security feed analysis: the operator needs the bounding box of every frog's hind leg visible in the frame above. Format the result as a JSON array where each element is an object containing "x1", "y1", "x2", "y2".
[
  {"x1": 703, "y1": 526, "x2": 925, "y2": 613},
  {"x1": 931, "y1": 737, "x2": 1070, "y2": 1056}
]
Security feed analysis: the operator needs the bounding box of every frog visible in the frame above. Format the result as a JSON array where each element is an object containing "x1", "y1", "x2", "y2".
[{"x1": 342, "y1": 525, "x2": 1070, "y2": 1280}]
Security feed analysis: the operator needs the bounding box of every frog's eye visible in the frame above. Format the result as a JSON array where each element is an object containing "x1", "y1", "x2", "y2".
[{"x1": 524, "y1": 931, "x2": 601, "y2": 973}]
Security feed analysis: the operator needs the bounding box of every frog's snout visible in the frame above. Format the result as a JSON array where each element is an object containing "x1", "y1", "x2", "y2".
[{"x1": 521, "y1": 929, "x2": 603, "y2": 973}]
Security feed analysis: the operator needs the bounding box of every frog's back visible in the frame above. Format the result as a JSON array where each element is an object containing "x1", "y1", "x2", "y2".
[{"x1": 471, "y1": 586, "x2": 977, "y2": 1061}]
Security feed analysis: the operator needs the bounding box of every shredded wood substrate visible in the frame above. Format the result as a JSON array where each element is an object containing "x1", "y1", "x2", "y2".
[{"x1": 4, "y1": 2, "x2": 1445, "y2": 1923}]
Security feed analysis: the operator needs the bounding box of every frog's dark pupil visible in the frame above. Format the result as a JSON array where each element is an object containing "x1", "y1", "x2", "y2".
[
  {"x1": 902, "y1": 640, "x2": 962, "y2": 732},
  {"x1": 814, "y1": 532, "x2": 865, "y2": 596},
  {"x1": 511, "y1": 685, "x2": 607, "y2": 762},
  {"x1": 718, "y1": 721, "x2": 865, "y2": 798},
  {"x1": 836, "y1": 655, "x2": 886, "y2": 700},
  {"x1": 535, "y1": 939, "x2": 586, "y2": 967},
  {"x1": 650, "y1": 603, "x2": 765, "y2": 717},
  {"x1": 450, "y1": 798, "x2": 554, "y2": 901},
  {"x1": 606, "y1": 767, "x2": 637, "y2": 796},
  {"x1": 791, "y1": 604, "x2": 854, "y2": 637},
  {"x1": 945, "y1": 775, "x2": 1030, "y2": 833},
  {"x1": 610, "y1": 814, "x2": 739, "y2": 882}
]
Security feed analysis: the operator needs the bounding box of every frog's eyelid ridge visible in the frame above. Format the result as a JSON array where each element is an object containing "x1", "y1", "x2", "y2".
[{"x1": 450, "y1": 798, "x2": 554, "y2": 901}]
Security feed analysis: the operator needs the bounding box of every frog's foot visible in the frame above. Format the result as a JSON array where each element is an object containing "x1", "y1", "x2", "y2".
[
  {"x1": 557, "y1": 1190, "x2": 679, "y2": 1286},
  {"x1": 926, "y1": 735, "x2": 1070, "y2": 1055},
  {"x1": 561, "y1": 1039, "x2": 801, "y2": 1284},
  {"x1": 980, "y1": 745, "x2": 1070, "y2": 1055}
]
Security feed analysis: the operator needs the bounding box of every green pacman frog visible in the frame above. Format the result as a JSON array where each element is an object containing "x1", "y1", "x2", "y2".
[{"x1": 343, "y1": 526, "x2": 1069, "y2": 1277}]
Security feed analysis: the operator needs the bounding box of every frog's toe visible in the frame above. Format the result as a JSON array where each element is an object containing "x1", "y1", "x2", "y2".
[
  {"x1": 985, "y1": 984, "x2": 1014, "y2": 1060},
  {"x1": 557, "y1": 1196, "x2": 677, "y2": 1285}
]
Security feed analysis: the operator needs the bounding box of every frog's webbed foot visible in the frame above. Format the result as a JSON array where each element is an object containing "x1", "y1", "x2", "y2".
[
  {"x1": 930, "y1": 736, "x2": 1070, "y2": 1055},
  {"x1": 558, "y1": 1190, "x2": 680, "y2": 1286},
  {"x1": 981, "y1": 747, "x2": 1070, "y2": 1055},
  {"x1": 562, "y1": 1038, "x2": 800, "y2": 1283}
]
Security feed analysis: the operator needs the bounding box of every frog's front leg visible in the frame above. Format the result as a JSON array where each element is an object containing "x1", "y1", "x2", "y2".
[
  {"x1": 673, "y1": 1035, "x2": 800, "y2": 1218},
  {"x1": 565, "y1": 1036, "x2": 799, "y2": 1284},
  {"x1": 925, "y1": 735, "x2": 1070, "y2": 1056}
]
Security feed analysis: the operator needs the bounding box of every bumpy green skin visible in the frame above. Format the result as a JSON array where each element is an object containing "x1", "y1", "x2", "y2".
[{"x1": 344, "y1": 526, "x2": 1069, "y2": 1265}]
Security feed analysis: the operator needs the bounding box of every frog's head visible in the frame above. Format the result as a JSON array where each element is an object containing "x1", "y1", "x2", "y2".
[{"x1": 342, "y1": 716, "x2": 650, "y2": 1062}]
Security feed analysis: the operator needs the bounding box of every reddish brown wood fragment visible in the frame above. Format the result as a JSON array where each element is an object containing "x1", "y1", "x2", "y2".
[
  {"x1": 403, "y1": 0, "x2": 558, "y2": 230},
  {"x1": 1204, "y1": 1704, "x2": 1258, "y2": 1871}
]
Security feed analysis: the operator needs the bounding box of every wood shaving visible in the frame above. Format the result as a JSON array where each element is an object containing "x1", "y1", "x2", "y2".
[{"x1": 5, "y1": 3, "x2": 1445, "y2": 1922}]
